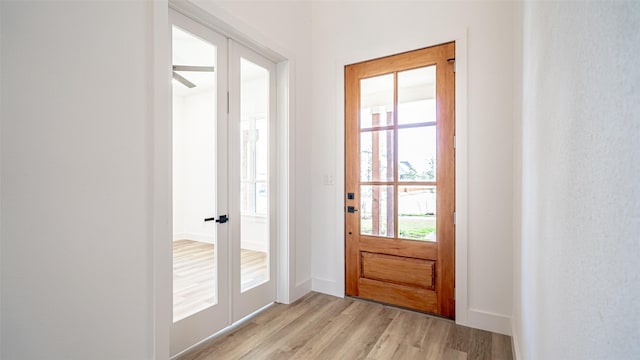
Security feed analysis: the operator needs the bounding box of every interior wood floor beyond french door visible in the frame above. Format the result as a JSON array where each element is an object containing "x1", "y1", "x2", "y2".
[
  {"x1": 177, "y1": 292, "x2": 513, "y2": 360},
  {"x1": 173, "y1": 240, "x2": 267, "y2": 322}
]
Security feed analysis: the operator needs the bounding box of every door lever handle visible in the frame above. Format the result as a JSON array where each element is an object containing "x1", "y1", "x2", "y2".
[
  {"x1": 204, "y1": 215, "x2": 229, "y2": 223},
  {"x1": 216, "y1": 215, "x2": 229, "y2": 223},
  {"x1": 347, "y1": 206, "x2": 359, "y2": 213}
]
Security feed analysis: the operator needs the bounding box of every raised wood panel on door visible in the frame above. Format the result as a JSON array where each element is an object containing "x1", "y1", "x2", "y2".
[
  {"x1": 361, "y1": 252, "x2": 435, "y2": 290},
  {"x1": 345, "y1": 42, "x2": 455, "y2": 318}
]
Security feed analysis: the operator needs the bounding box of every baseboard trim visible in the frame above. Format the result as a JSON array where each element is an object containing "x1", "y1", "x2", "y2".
[
  {"x1": 173, "y1": 233, "x2": 215, "y2": 244},
  {"x1": 466, "y1": 308, "x2": 512, "y2": 336},
  {"x1": 289, "y1": 278, "x2": 312, "y2": 303},
  {"x1": 311, "y1": 277, "x2": 344, "y2": 298},
  {"x1": 240, "y1": 240, "x2": 267, "y2": 253}
]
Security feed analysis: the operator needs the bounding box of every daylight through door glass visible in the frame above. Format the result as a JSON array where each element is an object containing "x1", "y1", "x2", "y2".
[
  {"x1": 359, "y1": 65, "x2": 438, "y2": 242},
  {"x1": 239, "y1": 58, "x2": 270, "y2": 292}
]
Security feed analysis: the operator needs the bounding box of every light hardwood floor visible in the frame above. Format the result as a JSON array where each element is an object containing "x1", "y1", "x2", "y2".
[
  {"x1": 178, "y1": 292, "x2": 513, "y2": 360},
  {"x1": 173, "y1": 240, "x2": 268, "y2": 322}
]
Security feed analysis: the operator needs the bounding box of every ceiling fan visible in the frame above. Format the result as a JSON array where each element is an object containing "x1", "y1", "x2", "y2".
[{"x1": 172, "y1": 65, "x2": 215, "y2": 88}]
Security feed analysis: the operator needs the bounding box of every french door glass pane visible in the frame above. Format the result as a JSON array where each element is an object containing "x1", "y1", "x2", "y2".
[
  {"x1": 398, "y1": 66, "x2": 436, "y2": 125},
  {"x1": 255, "y1": 118, "x2": 268, "y2": 181},
  {"x1": 360, "y1": 74, "x2": 394, "y2": 128},
  {"x1": 240, "y1": 58, "x2": 269, "y2": 292},
  {"x1": 398, "y1": 186, "x2": 437, "y2": 241},
  {"x1": 360, "y1": 130, "x2": 394, "y2": 182},
  {"x1": 360, "y1": 185, "x2": 395, "y2": 237},
  {"x1": 398, "y1": 126, "x2": 436, "y2": 182},
  {"x1": 172, "y1": 25, "x2": 218, "y2": 322},
  {"x1": 240, "y1": 120, "x2": 251, "y2": 181}
]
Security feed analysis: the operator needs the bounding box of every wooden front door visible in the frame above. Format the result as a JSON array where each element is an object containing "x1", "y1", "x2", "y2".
[{"x1": 345, "y1": 42, "x2": 455, "y2": 318}]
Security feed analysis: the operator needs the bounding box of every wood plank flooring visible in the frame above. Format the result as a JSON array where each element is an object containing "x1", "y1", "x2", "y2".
[
  {"x1": 178, "y1": 292, "x2": 513, "y2": 360},
  {"x1": 173, "y1": 240, "x2": 216, "y2": 321},
  {"x1": 173, "y1": 240, "x2": 268, "y2": 322}
]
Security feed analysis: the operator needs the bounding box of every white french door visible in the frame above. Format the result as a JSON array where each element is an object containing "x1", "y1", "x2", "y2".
[
  {"x1": 170, "y1": 10, "x2": 277, "y2": 357},
  {"x1": 229, "y1": 40, "x2": 277, "y2": 322}
]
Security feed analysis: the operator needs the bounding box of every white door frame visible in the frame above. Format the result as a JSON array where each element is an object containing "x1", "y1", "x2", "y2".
[{"x1": 152, "y1": 1, "x2": 295, "y2": 359}]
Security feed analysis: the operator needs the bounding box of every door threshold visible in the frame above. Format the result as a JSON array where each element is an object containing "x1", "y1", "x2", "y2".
[
  {"x1": 171, "y1": 302, "x2": 275, "y2": 360},
  {"x1": 346, "y1": 295, "x2": 455, "y2": 323}
]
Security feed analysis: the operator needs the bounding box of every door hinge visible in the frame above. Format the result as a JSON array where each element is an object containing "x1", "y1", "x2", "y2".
[
  {"x1": 448, "y1": 58, "x2": 456, "y2": 73},
  {"x1": 453, "y1": 135, "x2": 456, "y2": 149},
  {"x1": 454, "y1": 287, "x2": 456, "y2": 300},
  {"x1": 453, "y1": 212, "x2": 456, "y2": 225}
]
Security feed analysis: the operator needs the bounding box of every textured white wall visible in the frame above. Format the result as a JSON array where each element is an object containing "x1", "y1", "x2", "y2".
[
  {"x1": 514, "y1": 2, "x2": 640, "y2": 359},
  {"x1": 310, "y1": 1, "x2": 515, "y2": 333},
  {"x1": 1, "y1": 2, "x2": 153, "y2": 359}
]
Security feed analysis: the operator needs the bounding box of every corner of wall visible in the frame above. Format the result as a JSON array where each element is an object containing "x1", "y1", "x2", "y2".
[
  {"x1": 291, "y1": 278, "x2": 312, "y2": 303},
  {"x1": 311, "y1": 277, "x2": 343, "y2": 298},
  {"x1": 511, "y1": 1, "x2": 524, "y2": 358},
  {"x1": 0, "y1": 1, "x2": 4, "y2": 355},
  {"x1": 511, "y1": 319, "x2": 522, "y2": 360},
  {"x1": 465, "y1": 309, "x2": 512, "y2": 336}
]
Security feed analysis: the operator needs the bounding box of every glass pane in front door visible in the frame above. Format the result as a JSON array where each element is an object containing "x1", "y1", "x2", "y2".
[
  {"x1": 360, "y1": 185, "x2": 394, "y2": 237},
  {"x1": 360, "y1": 73, "x2": 394, "y2": 129},
  {"x1": 398, "y1": 126, "x2": 436, "y2": 182},
  {"x1": 360, "y1": 129, "x2": 394, "y2": 182},
  {"x1": 397, "y1": 66, "x2": 436, "y2": 125},
  {"x1": 172, "y1": 25, "x2": 218, "y2": 322},
  {"x1": 398, "y1": 185, "x2": 437, "y2": 241},
  {"x1": 239, "y1": 58, "x2": 269, "y2": 292}
]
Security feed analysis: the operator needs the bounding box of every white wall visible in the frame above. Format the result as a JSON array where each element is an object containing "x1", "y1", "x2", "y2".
[
  {"x1": 173, "y1": 90, "x2": 218, "y2": 243},
  {"x1": 173, "y1": 94, "x2": 187, "y2": 237},
  {"x1": 0, "y1": 2, "x2": 3, "y2": 355},
  {"x1": 514, "y1": 2, "x2": 640, "y2": 359},
  {"x1": 1, "y1": 2, "x2": 153, "y2": 359},
  {"x1": 310, "y1": 1, "x2": 515, "y2": 334}
]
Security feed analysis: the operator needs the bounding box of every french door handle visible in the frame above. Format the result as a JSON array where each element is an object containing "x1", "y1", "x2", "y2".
[{"x1": 204, "y1": 215, "x2": 229, "y2": 223}]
